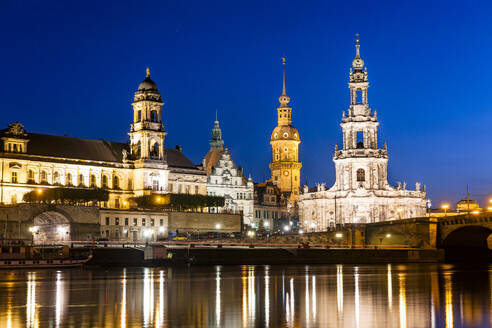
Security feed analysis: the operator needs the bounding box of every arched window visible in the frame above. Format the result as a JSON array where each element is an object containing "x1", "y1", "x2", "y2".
[
  {"x1": 151, "y1": 110, "x2": 158, "y2": 122},
  {"x1": 28, "y1": 169, "x2": 35, "y2": 183},
  {"x1": 150, "y1": 142, "x2": 159, "y2": 158},
  {"x1": 137, "y1": 110, "x2": 141, "y2": 122},
  {"x1": 113, "y1": 176, "x2": 120, "y2": 190},
  {"x1": 66, "y1": 173, "x2": 72, "y2": 186},
  {"x1": 40, "y1": 171, "x2": 48, "y2": 184},
  {"x1": 78, "y1": 174, "x2": 84, "y2": 187},
  {"x1": 356, "y1": 168, "x2": 365, "y2": 182},
  {"x1": 102, "y1": 175, "x2": 108, "y2": 189},
  {"x1": 90, "y1": 174, "x2": 96, "y2": 187},
  {"x1": 53, "y1": 172, "x2": 60, "y2": 184}
]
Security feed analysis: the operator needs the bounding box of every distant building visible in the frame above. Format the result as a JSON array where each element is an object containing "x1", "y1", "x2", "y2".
[
  {"x1": 298, "y1": 37, "x2": 427, "y2": 231},
  {"x1": 203, "y1": 116, "x2": 254, "y2": 225},
  {"x1": 253, "y1": 181, "x2": 291, "y2": 232},
  {"x1": 0, "y1": 69, "x2": 206, "y2": 207}
]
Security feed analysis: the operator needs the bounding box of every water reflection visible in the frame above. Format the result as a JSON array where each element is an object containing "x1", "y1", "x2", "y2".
[{"x1": 0, "y1": 264, "x2": 490, "y2": 327}]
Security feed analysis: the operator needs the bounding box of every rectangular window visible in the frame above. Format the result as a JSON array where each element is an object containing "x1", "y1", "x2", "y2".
[
  {"x1": 142, "y1": 218, "x2": 146, "y2": 226},
  {"x1": 152, "y1": 180, "x2": 159, "y2": 191},
  {"x1": 169, "y1": 184, "x2": 173, "y2": 192},
  {"x1": 195, "y1": 185, "x2": 199, "y2": 194},
  {"x1": 160, "y1": 219, "x2": 164, "y2": 226},
  {"x1": 115, "y1": 198, "x2": 120, "y2": 209},
  {"x1": 11, "y1": 171, "x2": 17, "y2": 183},
  {"x1": 150, "y1": 219, "x2": 154, "y2": 226},
  {"x1": 125, "y1": 218, "x2": 129, "y2": 226},
  {"x1": 133, "y1": 218, "x2": 138, "y2": 226},
  {"x1": 115, "y1": 217, "x2": 119, "y2": 226},
  {"x1": 105, "y1": 217, "x2": 110, "y2": 225}
]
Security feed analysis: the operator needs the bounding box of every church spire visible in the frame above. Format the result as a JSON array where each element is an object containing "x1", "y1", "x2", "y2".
[
  {"x1": 210, "y1": 110, "x2": 224, "y2": 150},
  {"x1": 278, "y1": 57, "x2": 290, "y2": 108},
  {"x1": 352, "y1": 34, "x2": 365, "y2": 71}
]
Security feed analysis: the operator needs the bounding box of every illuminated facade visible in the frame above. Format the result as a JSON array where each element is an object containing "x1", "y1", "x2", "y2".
[
  {"x1": 298, "y1": 38, "x2": 427, "y2": 230},
  {"x1": 203, "y1": 117, "x2": 254, "y2": 224},
  {"x1": 269, "y1": 58, "x2": 302, "y2": 203},
  {"x1": 0, "y1": 70, "x2": 206, "y2": 207}
]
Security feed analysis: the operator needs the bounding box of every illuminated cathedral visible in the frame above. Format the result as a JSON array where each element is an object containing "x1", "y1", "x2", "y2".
[{"x1": 298, "y1": 37, "x2": 427, "y2": 230}]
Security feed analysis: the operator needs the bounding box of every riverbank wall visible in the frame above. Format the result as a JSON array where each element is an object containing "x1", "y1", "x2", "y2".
[{"x1": 86, "y1": 247, "x2": 444, "y2": 266}]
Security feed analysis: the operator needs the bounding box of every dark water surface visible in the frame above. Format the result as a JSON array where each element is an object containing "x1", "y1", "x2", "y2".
[{"x1": 0, "y1": 263, "x2": 491, "y2": 327}]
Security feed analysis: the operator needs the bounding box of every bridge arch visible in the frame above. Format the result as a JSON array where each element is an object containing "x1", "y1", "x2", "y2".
[
  {"x1": 442, "y1": 226, "x2": 492, "y2": 249},
  {"x1": 32, "y1": 211, "x2": 71, "y2": 244}
]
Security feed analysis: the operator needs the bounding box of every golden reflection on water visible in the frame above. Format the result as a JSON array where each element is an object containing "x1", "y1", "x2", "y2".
[
  {"x1": 398, "y1": 273, "x2": 407, "y2": 328},
  {"x1": 444, "y1": 273, "x2": 453, "y2": 328},
  {"x1": 0, "y1": 264, "x2": 490, "y2": 327}
]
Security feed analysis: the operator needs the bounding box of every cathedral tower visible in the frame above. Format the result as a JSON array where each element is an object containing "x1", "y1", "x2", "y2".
[
  {"x1": 333, "y1": 36, "x2": 389, "y2": 191},
  {"x1": 269, "y1": 58, "x2": 302, "y2": 201},
  {"x1": 129, "y1": 68, "x2": 167, "y2": 161},
  {"x1": 209, "y1": 110, "x2": 224, "y2": 151},
  {"x1": 128, "y1": 68, "x2": 168, "y2": 194}
]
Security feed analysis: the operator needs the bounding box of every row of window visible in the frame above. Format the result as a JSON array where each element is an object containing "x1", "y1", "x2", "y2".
[
  {"x1": 104, "y1": 217, "x2": 165, "y2": 227},
  {"x1": 169, "y1": 184, "x2": 199, "y2": 194},
  {"x1": 11, "y1": 169, "x2": 126, "y2": 189},
  {"x1": 255, "y1": 210, "x2": 283, "y2": 219}
]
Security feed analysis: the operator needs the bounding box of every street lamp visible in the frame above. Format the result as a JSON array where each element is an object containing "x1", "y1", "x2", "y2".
[
  {"x1": 441, "y1": 204, "x2": 449, "y2": 217},
  {"x1": 36, "y1": 188, "x2": 43, "y2": 195},
  {"x1": 215, "y1": 224, "x2": 221, "y2": 230},
  {"x1": 379, "y1": 233, "x2": 391, "y2": 247},
  {"x1": 283, "y1": 225, "x2": 290, "y2": 233},
  {"x1": 335, "y1": 233, "x2": 343, "y2": 238}
]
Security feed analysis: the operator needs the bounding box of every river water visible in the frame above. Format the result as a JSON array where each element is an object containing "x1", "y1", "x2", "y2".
[{"x1": 0, "y1": 264, "x2": 490, "y2": 327}]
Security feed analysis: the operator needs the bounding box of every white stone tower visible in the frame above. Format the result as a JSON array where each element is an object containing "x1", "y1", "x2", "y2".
[{"x1": 333, "y1": 36, "x2": 389, "y2": 191}]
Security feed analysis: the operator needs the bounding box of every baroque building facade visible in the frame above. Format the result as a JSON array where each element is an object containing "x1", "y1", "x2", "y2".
[
  {"x1": 298, "y1": 38, "x2": 427, "y2": 231},
  {"x1": 0, "y1": 69, "x2": 206, "y2": 208},
  {"x1": 203, "y1": 116, "x2": 254, "y2": 225}
]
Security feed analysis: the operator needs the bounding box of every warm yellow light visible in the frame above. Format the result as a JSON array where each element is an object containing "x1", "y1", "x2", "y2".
[
  {"x1": 123, "y1": 201, "x2": 128, "y2": 206},
  {"x1": 472, "y1": 210, "x2": 480, "y2": 215},
  {"x1": 156, "y1": 197, "x2": 161, "y2": 203},
  {"x1": 28, "y1": 226, "x2": 38, "y2": 233},
  {"x1": 489, "y1": 198, "x2": 492, "y2": 204},
  {"x1": 36, "y1": 188, "x2": 43, "y2": 194},
  {"x1": 335, "y1": 233, "x2": 343, "y2": 238},
  {"x1": 386, "y1": 233, "x2": 391, "y2": 238},
  {"x1": 396, "y1": 208, "x2": 403, "y2": 213},
  {"x1": 441, "y1": 204, "x2": 449, "y2": 210},
  {"x1": 488, "y1": 207, "x2": 492, "y2": 211}
]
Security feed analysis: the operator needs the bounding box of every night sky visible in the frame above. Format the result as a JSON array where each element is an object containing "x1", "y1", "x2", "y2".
[{"x1": 1, "y1": 0, "x2": 491, "y2": 207}]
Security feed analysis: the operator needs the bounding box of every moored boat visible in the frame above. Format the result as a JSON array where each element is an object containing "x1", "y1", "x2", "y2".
[{"x1": 0, "y1": 240, "x2": 92, "y2": 269}]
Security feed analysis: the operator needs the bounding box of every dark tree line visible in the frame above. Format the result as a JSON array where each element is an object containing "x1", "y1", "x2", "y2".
[
  {"x1": 131, "y1": 193, "x2": 225, "y2": 211},
  {"x1": 23, "y1": 188, "x2": 109, "y2": 205}
]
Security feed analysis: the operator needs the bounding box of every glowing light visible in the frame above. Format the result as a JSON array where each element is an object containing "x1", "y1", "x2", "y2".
[
  {"x1": 283, "y1": 225, "x2": 290, "y2": 232},
  {"x1": 441, "y1": 204, "x2": 449, "y2": 210},
  {"x1": 216, "y1": 267, "x2": 221, "y2": 326},
  {"x1": 399, "y1": 273, "x2": 407, "y2": 328},
  {"x1": 36, "y1": 188, "x2": 43, "y2": 194},
  {"x1": 29, "y1": 226, "x2": 38, "y2": 233},
  {"x1": 143, "y1": 268, "x2": 154, "y2": 326},
  {"x1": 397, "y1": 208, "x2": 403, "y2": 213},
  {"x1": 156, "y1": 197, "x2": 161, "y2": 203},
  {"x1": 472, "y1": 210, "x2": 480, "y2": 215},
  {"x1": 264, "y1": 267, "x2": 270, "y2": 327},
  {"x1": 159, "y1": 226, "x2": 165, "y2": 233},
  {"x1": 143, "y1": 229, "x2": 152, "y2": 238},
  {"x1": 56, "y1": 271, "x2": 64, "y2": 327},
  {"x1": 336, "y1": 233, "x2": 343, "y2": 238},
  {"x1": 26, "y1": 272, "x2": 37, "y2": 327},
  {"x1": 386, "y1": 233, "x2": 391, "y2": 238},
  {"x1": 215, "y1": 224, "x2": 221, "y2": 229},
  {"x1": 355, "y1": 267, "x2": 359, "y2": 328},
  {"x1": 312, "y1": 276, "x2": 316, "y2": 321},
  {"x1": 299, "y1": 230, "x2": 304, "y2": 234},
  {"x1": 263, "y1": 221, "x2": 269, "y2": 227},
  {"x1": 387, "y1": 264, "x2": 392, "y2": 309},
  {"x1": 121, "y1": 268, "x2": 127, "y2": 328},
  {"x1": 444, "y1": 273, "x2": 453, "y2": 328},
  {"x1": 337, "y1": 264, "x2": 343, "y2": 314}
]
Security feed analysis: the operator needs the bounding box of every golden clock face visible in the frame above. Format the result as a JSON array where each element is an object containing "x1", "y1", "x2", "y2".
[{"x1": 283, "y1": 171, "x2": 289, "y2": 176}]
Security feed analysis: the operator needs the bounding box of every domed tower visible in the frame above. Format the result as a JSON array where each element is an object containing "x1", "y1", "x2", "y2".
[
  {"x1": 129, "y1": 68, "x2": 167, "y2": 161},
  {"x1": 269, "y1": 58, "x2": 302, "y2": 201},
  {"x1": 128, "y1": 68, "x2": 169, "y2": 195}
]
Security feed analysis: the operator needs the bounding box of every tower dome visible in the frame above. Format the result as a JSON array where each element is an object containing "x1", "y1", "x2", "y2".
[
  {"x1": 352, "y1": 34, "x2": 365, "y2": 70},
  {"x1": 134, "y1": 68, "x2": 162, "y2": 102}
]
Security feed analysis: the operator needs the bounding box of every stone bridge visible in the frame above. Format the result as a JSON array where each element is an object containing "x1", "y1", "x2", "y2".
[
  {"x1": 364, "y1": 214, "x2": 492, "y2": 250},
  {"x1": 0, "y1": 203, "x2": 100, "y2": 242}
]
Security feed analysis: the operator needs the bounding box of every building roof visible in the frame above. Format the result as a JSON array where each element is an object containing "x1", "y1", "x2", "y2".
[
  {"x1": 0, "y1": 129, "x2": 200, "y2": 170},
  {"x1": 203, "y1": 147, "x2": 222, "y2": 175}
]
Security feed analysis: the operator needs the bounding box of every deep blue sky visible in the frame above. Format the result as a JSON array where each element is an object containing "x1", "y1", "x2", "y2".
[{"x1": 1, "y1": 0, "x2": 491, "y2": 207}]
